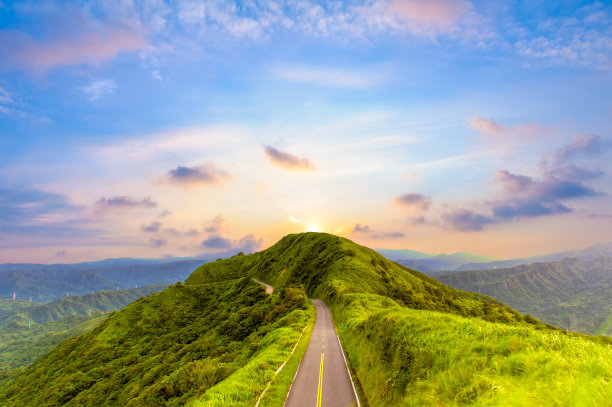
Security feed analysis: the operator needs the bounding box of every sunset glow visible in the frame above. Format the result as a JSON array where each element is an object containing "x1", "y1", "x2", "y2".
[{"x1": 0, "y1": 1, "x2": 611, "y2": 263}]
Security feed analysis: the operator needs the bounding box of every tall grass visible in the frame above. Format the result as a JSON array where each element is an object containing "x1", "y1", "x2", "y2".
[
  {"x1": 335, "y1": 295, "x2": 612, "y2": 406},
  {"x1": 188, "y1": 307, "x2": 311, "y2": 407}
]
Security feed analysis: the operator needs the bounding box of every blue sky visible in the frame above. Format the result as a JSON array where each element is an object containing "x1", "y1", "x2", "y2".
[{"x1": 0, "y1": 0, "x2": 611, "y2": 263}]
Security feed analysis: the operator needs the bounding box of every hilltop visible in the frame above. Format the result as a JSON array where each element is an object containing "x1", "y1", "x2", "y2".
[{"x1": 1, "y1": 233, "x2": 611, "y2": 406}]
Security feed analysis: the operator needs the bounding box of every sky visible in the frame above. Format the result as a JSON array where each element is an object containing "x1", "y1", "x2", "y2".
[{"x1": 0, "y1": 0, "x2": 611, "y2": 263}]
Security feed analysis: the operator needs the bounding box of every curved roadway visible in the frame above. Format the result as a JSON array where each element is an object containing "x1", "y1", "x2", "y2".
[{"x1": 284, "y1": 299, "x2": 359, "y2": 407}]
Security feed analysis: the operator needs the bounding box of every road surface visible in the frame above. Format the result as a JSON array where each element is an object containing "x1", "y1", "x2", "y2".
[
  {"x1": 252, "y1": 278, "x2": 274, "y2": 295},
  {"x1": 285, "y1": 299, "x2": 359, "y2": 407}
]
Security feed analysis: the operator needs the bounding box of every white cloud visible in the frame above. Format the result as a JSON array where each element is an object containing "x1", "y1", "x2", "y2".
[
  {"x1": 0, "y1": 86, "x2": 14, "y2": 104},
  {"x1": 81, "y1": 79, "x2": 117, "y2": 102},
  {"x1": 273, "y1": 65, "x2": 383, "y2": 88}
]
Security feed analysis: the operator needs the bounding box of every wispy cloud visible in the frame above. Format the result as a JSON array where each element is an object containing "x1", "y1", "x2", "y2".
[
  {"x1": 352, "y1": 223, "x2": 371, "y2": 233},
  {"x1": 387, "y1": 0, "x2": 473, "y2": 35},
  {"x1": 394, "y1": 193, "x2": 431, "y2": 211},
  {"x1": 273, "y1": 65, "x2": 383, "y2": 88},
  {"x1": 469, "y1": 117, "x2": 550, "y2": 144},
  {"x1": 167, "y1": 164, "x2": 231, "y2": 186},
  {"x1": 81, "y1": 79, "x2": 116, "y2": 101},
  {"x1": 141, "y1": 221, "x2": 162, "y2": 233},
  {"x1": 95, "y1": 196, "x2": 157, "y2": 213},
  {"x1": 0, "y1": 187, "x2": 94, "y2": 241},
  {"x1": 199, "y1": 234, "x2": 263, "y2": 256},
  {"x1": 0, "y1": 24, "x2": 146, "y2": 73},
  {"x1": 372, "y1": 231, "x2": 405, "y2": 239},
  {"x1": 201, "y1": 235, "x2": 232, "y2": 249},
  {"x1": 264, "y1": 146, "x2": 315, "y2": 171},
  {"x1": 0, "y1": 86, "x2": 13, "y2": 104},
  {"x1": 204, "y1": 214, "x2": 225, "y2": 233},
  {"x1": 554, "y1": 133, "x2": 611, "y2": 163},
  {"x1": 513, "y1": 3, "x2": 612, "y2": 68},
  {"x1": 149, "y1": 237, "x2": 166, "y2": 247}
]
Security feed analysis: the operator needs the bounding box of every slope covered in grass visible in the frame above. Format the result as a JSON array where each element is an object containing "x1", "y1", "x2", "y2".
[
  {"x1": 0, "y1": 277, "x2": 310, "y2": 406},
  {"x1": 437, "y1": 257, "x2": 612, "y2": 334},
  {"x1": 188, "y1": 232, "x2": 612, "y2": 405}
]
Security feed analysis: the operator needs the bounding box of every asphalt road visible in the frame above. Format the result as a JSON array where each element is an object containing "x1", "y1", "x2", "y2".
[{"x1": 285, "y1": 299, "x2": 359, "y2": 407}]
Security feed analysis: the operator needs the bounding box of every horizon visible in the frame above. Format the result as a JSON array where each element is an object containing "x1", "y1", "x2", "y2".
[
  {"x1": 1, "y1": 1, "x2": 611, "y2": 263},
  {"x1": 2, "y1": 231, "x2": 611, "y2": 266}
]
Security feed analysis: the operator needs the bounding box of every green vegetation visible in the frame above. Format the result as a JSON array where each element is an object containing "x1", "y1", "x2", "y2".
[
  {"x1": 256, "y1": 302, "x2": 316, "y2": 407},
  {"x1": 0, "y1": 299, "x2": 38, "y2": 315},
  {"x1": 0, "y1": 283, "x2": 168, "y2": 327},
  {"x1": 0, "y1": 278, "x2": 310, "y2": 406},
  {"x1": 2, "y1": 233, "x2": 611, "y2": 406},
  {"x1": 337, "y1": 306, "x2": 612, "y2": 406},
  {"x1": 437, "y1": 257, "x2": 612, "y2": 334},
  {"x1": 0, "y1": 314, "x2": 107, "y2": 385},
  {"x1": 0, "y1": 284, "x2": 168, "y2": 386}
]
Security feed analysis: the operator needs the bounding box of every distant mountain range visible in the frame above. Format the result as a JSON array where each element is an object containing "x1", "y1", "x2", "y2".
[
  {"x1": 0, "y1": 284, "x2": 168, "y2": 384},
  {"x1": 0, "y1": 259, "x2": 203, "y2": 302},
  {"x1": 436, "y1": 256, "x2": 612, "y2": 335},
  {"x1": 378, "y1": 241, "x2": 612, "y2": 273},
  {"x1": 0, "y1": 283, "x2": 167, "y2": 327}
]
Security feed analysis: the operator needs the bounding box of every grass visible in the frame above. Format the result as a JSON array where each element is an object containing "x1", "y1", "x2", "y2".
[
  {"x1": 256, "y1": 302, "x2": 316, "y2": 407},
  {"x1": 596, "y1": 308, "x2": 612, "y2": 335},
  {"x1": 187, "y1": 307, "x2": 311, "y2": 407},
  {"x1": 336, "y1": 300, "x2": 612, "y2": 406}
]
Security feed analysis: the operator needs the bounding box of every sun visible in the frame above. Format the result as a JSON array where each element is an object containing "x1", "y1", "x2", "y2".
[{"x1": 306, "y1": 224, "x2": 322, "y2": 233}]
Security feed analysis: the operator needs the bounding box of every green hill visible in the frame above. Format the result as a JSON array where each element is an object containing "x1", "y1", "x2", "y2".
[
  {"x1": 0, "y1": 284, "x2": 170, "y2": 385},
  {"x1": 1, "y1": 233, "x2": 611, "y2": 406},
  {"x1": 0, "y1": 314, "x2": 108, "y2": 385},
  {"x1": 437, "y1": 257, "x2": 612, "y2": 335},
  {"x1": 0, "y1": 284, "x2": 168, "y2": 327}
]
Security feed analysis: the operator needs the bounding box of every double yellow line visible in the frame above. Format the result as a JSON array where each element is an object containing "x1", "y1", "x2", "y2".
[{"x1": 316, "y1": 352, "x2": 324, "y2": 407}]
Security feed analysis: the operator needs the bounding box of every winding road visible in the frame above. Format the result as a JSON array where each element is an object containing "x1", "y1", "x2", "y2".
[{"x1": 284, "y1": 299, "x2": 359, "y2": 407}]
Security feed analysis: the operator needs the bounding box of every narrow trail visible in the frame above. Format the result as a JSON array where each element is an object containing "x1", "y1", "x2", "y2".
[
  {"x1": 284, "y1": 299, "x2": 359, "y2": 407},
  {"x1": 252, "y1": 278, "x2": 274, "y2": 295}
]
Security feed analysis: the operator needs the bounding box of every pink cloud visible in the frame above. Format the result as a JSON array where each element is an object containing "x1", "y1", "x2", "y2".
[
  {"x1": 469, "y1": 117, "x2": 550, "y2": 144},
  {"x1": 388, "y1": 0, "x2": 472, "y2": 33},
  {"x1": 0, "y1": 26, "x2": 146, "y2": 73}
]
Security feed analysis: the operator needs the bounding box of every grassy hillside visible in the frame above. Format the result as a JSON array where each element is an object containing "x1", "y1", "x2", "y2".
[
  {"x1": 2, "y1": 233, "x2": 611, "y2": 406},
  {"x1": 437, "y1": 257, "x2": 612, "y2": 334},
  {"x1": 187, "y1": 233, "x2": 612, "y2": 405},
  {"x1": 0, "y1": 284, "x2": 168, "y2": 327},
  {"x1": 0, "y1": 277, "x2": 310, "y2": 406}
]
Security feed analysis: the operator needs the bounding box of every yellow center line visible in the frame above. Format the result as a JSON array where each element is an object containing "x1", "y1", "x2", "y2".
[{"x1": 316, "y1": 352, "x2": 324, "y2": 407}]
